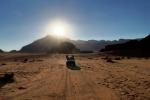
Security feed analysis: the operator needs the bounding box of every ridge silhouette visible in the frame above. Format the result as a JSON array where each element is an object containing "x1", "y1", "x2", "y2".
[{"x1": 101, "y1": 34, "x2": 150, "y2": 57}]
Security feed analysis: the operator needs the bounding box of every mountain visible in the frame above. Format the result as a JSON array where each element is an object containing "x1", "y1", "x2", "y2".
[
  {"x1": 9, "y1": 50, "x2": 18, "y2": 53},
  {"x1": 20, "y1": 36, "x2": 79, "y2": 53},
  {"x1": 0, "y1": 49, "x2": 4, "y2": 53},
  {"x1": 70, "y1": 39, "x2": 131, "y2": 51},
  {"x1": 20, "y1": 35, "x2": 131, "y2": 53},
  {"x1": 48, "y1": 42, "x2": 80, "y2": 53},
  {"x1": 101, "y1": 34, "x2": 150, "y2": 57}
]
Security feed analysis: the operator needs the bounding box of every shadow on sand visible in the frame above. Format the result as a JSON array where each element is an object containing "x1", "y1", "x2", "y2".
[{"x1": 67, "y1": 65, "x2": 81, "y2": 70}]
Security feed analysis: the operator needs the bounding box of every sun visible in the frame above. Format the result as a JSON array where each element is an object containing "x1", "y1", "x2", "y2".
[
  {"x1": 46, "y1": 20, "x2": 70, "y2": 38},
  {"x1": 52, "y1": 24, "x2": 66, "y2": 37}
]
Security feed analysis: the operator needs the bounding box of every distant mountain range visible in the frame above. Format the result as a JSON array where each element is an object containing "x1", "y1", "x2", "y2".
[
  {"x1": 70, "y1": 39, "x2": 132, "y2": 51},
  {"x1": 19, "y1": 35, "x2": 132, "y2": 53},
  {"x1": 101, "y1": 34, "x2": 150, "y2": 57}
]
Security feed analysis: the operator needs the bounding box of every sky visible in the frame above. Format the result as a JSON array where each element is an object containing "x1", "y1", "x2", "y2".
[{"x1": 0, "y1": 0, "x2": 150, "y2": 51}]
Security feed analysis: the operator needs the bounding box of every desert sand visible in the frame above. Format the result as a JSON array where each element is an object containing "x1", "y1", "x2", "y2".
[{"x1": 0, "y1": 53, "x2": 150, "y2": 100}]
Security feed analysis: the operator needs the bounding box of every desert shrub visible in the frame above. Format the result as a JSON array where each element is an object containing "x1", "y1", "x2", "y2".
[
  {"x1": 23, "y1": 58, "x2": 28, "y2": 63},
  {"x1": 144, "y1": 57, "x2": 149, "y2": 59},
  {"x1": 115, "y1": 57, "x2": 121, "y2": 60},
  {"x1": 121, "y1": 56, "x2": 125, "y2": 59},
  {"x1": 102, "y1": 56, "x2": 109, "y2": 60},
  {"x1": 1, "y1": 63, "x2": 6, "y2": 65},
  {"x1": 88, "y1": 57, "x2": 93, "y2": 59},
  {"x1": 37, "y1": 59, "x2": 43, "y2": 62},
  {"x1": 18, "y1": 86, "x2": 26, "y2": 90},
  {"x1": 0, "y1": 73, "x2": 14, "y2": 83},
  {"x1": 107, "y1": 58, "x2": 115, "y2": 63},
  {"x1": 127, "y1": 56, "x2": 131, "y2": 59}
]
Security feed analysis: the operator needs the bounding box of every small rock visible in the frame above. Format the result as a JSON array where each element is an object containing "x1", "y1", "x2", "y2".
[
  {"x1": 1, "y1": 63, "x2": 6, "y2": 65},
  {"x1": 18, "y1": 86, "x2": 26, "y2": 90}
]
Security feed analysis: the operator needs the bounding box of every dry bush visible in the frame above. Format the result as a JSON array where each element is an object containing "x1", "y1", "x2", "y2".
[
  {"x1": 144, "y1": 57, "x2": 149, "y2": 59},
  {"x1": 1, "y1": 63, "x2": 6, "y2": 65},
  {"x1": 102, "y1": 56, "x2": 109, "y2": 60},
  {"x1": 106, "y1": 58, "x2": 115, "y2": 63},
  {"x1": 127, "y1": 56, "x2": 131, "y2": 59},
  {"x1": 37, "y1": 59, "x2": 43, "y2": 62},
  {"x1": 18, "y1": 86, "x2": 26, "y2": 90},
  {"x1": 114, "y1": 57, "x2": 121, "y2": 60},
  {"x1": 121, "y1": 56, "x2": 125, "y2": 59},
  {"x1": 23, "y1": 58, "x2": 28, "y2": 63},
  {"x1": 0, "y1": 73, "x2": 14, "y2": 84}
]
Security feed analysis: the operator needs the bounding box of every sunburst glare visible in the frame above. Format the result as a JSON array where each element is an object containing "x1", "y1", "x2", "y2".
[{"x1": 46, "y1": 20, "x2": 72, "y2": 38}]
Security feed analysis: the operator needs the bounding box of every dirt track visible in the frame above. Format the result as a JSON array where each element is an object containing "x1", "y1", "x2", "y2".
[{"x1": 0, "y1": 54, "x2": 150, "y2": 100}]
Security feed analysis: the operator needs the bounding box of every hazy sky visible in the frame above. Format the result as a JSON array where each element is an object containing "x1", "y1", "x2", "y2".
[{"x1": 0, "y1": 0, "x2": 150, "y2": 51}]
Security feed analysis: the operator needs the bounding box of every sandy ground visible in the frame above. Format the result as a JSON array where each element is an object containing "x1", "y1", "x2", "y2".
[{"x1": 0, "y1": 53, "x2": 150, "y2": 100}]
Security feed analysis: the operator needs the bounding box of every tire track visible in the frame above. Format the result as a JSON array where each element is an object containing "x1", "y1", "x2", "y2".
[
  {"x1": 65, "y1": 68, "x2": 78, "y2": 100},
  {"x1": 66, "y1": 69, "x2": 100, "y2": 100}
]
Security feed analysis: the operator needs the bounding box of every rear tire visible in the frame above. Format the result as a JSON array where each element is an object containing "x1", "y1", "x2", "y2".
[
  {"x1": 71, "y1": 62, "x2": 75, "y2": 67},
  {"x1": 66, "y1": 61, "x2": 69, "y2": 66}
]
